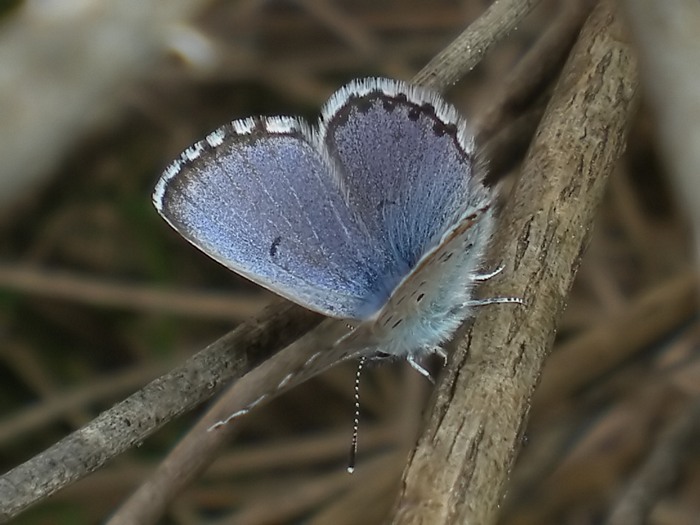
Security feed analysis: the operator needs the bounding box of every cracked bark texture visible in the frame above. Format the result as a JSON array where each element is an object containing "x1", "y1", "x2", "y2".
[{"x1": 392, "y1": 2, "x2": 638, "y2": 523}]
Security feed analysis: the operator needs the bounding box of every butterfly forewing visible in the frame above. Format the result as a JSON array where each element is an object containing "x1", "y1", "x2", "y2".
[{"x1": 153, "y1": 117, "x2": 386, "y2": 319}]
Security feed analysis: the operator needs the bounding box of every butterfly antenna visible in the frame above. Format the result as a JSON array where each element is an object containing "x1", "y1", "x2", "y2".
[{"x1": 347, "y1": 356, "x2": 365, "y2": 473}]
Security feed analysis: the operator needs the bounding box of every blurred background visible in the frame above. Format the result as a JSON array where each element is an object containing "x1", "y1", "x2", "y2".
[{"x1": 0, "y1": 0, "x2": 699, "y2": 523}]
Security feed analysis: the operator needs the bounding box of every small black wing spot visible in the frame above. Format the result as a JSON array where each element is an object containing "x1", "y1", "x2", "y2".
[
  {"x1": 270, "y1": 236, "x2": 282, "y2": 257},
  {"x1": 377, "y1": 198, "x2": 397, "y2": 212}
]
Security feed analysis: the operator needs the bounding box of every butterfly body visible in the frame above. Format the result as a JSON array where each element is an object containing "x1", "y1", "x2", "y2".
[
  {"x1": 154, "y1": 78, "x2": 500, "y2": 363},
  {"x1": 358, "y1": 203, "x2": 495, "y2": 360}
]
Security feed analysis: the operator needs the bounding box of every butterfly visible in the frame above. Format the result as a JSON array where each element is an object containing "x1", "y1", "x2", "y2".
[{"x1": 153, "y1": 78, "x2": 519, "y2": 380}]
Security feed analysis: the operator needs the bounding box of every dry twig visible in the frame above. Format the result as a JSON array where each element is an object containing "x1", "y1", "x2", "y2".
[{"x1": 393, "y1": 2, "x2": 637, "y2": 522}]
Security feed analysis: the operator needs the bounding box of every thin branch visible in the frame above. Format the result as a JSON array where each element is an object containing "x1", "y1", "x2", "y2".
[
  {"x1": 294, "y1": 0, "x2": 414, "y2": 79},
  {"x1": 605, "y1": 399, "x2": 700, "y2": 525},
  {"x1": 104, "y1": 318, "x2": 353, "y2": 525},
  {"x1": 475, "y1": 0, "x2": 597, "y2": 141},
  {"x1": 620, "y1": 0, "x2": 700, "y2": 262},
  {"x1": 392, "y1": 1, "x2": 638, "y2": 523},
  {"x1": 0, "y1": 264, "x2": 268, "y2": 321},
  {"x1": 478, "y1": 0, "x2": 597, "y2": 182},
  {"x1": 413, "y1": 0, "x2": 542, "y2": 90},
  {"x1": 213, "y1": 453, "x2": 401, "y2": 525},
  {"x1": 0, "y1": 360, "x2": 170, "y2": 446},
  {"x1": 533, "y1": 270, "x2": 698, "y2": 417},
  {"x1": 0, "y1": 301, "x2": 322, "y2": 521}
]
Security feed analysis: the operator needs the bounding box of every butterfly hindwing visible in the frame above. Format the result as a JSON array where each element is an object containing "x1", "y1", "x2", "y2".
[
  {"x1": 366, "y1": 203, "x2": 495, "y2": 358},
  {"x1": 319, "y1": 79, "x2": 481, "y2": 295}
]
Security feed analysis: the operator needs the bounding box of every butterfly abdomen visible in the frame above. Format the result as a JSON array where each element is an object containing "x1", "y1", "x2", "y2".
[{"x1": 366, "y1": 203, "x2": 495, "y2": 359}]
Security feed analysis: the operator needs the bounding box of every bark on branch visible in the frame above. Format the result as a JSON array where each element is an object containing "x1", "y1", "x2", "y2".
[{"x1": 392, "y1": 2, "x2": 638, "y2": 523}]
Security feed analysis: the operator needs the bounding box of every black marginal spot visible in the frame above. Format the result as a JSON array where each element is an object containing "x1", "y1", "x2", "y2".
[
  {"x1": 382, "y1": 98, "x2": 397, "y2": 112},
  {"x1": 433, "y1": 121, "x2": 457, "y2": 138},
  {"x1": 329, "y1": 107, "x2": 351, "y2": 127},
  {"x1": 416, "y1": 293, "x2": 425, "y2": 303},
  {"x1": 251, "y1": 118, "x2": 269, "y2": 136},
  {"x1": 336, "y1": 92, "x2": 473, "y2": 160},
  {"x1": 367, "y1": 92, "x2": 472, "y2": 160},
  {"x1": 392, "y1": 319, "x2": 403, "y2": 329},
  {"x1": 269, "y1": 236, "x2": 282, "y2": 257},
  {"x1": 355, "y1": 96, "x2": 372, "y2": 113}
]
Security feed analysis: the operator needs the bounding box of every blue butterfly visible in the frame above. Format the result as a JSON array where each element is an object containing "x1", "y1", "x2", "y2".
[{"x1": 153, "y1": 78, "x2": 519, "y2": 378}]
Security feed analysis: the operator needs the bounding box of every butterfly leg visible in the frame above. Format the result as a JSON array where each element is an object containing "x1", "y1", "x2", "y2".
[
  {"x1": 429, "y1": 345, "x2": 448, "y2": 365},
  {"x1": 469, "y1": 264, "x2": 524, "y2": 308},
  {"x1": 407, "y1": 345, "x2": 449, "y2": 382},
  {"x1": 472, "y1": 264, "x2": 505, "y2": 281},
  {"x1": 462, "y1": 296, "x2": 524, "y2": 308},
  {"x1": 407, "y1": 356, "x2": 435, "y2": 383}
]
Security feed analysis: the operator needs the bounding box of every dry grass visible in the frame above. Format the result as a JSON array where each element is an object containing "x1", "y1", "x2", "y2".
[{"x1": 0, "y1": 0, "x2": 698, "y2": 524}]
